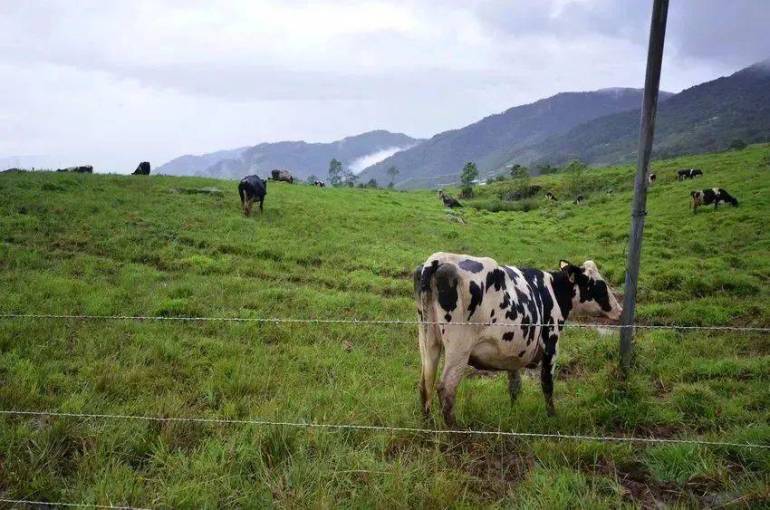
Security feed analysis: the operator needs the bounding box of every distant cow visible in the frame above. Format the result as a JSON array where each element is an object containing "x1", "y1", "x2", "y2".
[
  {"x1": 678, "y1": 168, "x2": 703, "y2": 181},
  {"x1": 271, "y1": 169, "x2": 294, "y2": 183},
  {"x1": 438, "y1": 190, "x2": 462, "y2": 208},
  {"x1": 545, "y1": 192, "x2": 557, "y2": 201},
  {"x1": 133, "y1": 162, "x2": 151, "y2": 175},
  {"x1": 414, "y1": 253, "x2": 622, "y2": 424},
  {"x1": 573, "y1": 195, "x2": 584, "y2": 205},
  {"x1": 313, "y1": 180, "x2": 326, "y2": 187},
  {"x1": 691, "y1": 188, "x2": 738, "y2": 213},
  {"x1": 238, "y1": 175, "x2": 267, "y2": 216},
  {"x1": 648, "y1": 173, "x2": 656, "y2": 184}
]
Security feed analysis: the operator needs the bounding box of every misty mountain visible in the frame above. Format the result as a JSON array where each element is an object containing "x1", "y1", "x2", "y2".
[
  {"x1": 513, "y1": 59, "x2": 770, "y2": 167},
  {"x1": 156, "y1": 130, "x2": 421, "y2": 181},
  {"x1": 358, "y1": 88, "x2": 666, "y2": 188},
  {"x1": 156, "y1": 147, "x2": 250, "y2": 176}
]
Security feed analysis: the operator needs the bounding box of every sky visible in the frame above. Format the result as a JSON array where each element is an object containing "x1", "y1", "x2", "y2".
[{"x1": 1, "y1": 0, "x2": 769, "y2": 173}]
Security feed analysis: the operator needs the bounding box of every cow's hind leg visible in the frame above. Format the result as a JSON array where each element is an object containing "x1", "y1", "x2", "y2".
[{"x1": 507, "y1": 369, "x2": 522, "y2": 404}]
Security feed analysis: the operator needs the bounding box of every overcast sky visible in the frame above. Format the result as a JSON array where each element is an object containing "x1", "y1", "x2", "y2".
[{"x1": 1, "y1": 0, "x2": 769, "y2": 173}]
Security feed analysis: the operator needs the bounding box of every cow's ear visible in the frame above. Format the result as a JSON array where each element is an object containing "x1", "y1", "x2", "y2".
[{"x1": 559, "y1": 260, "x2": 571, "y2": 270}]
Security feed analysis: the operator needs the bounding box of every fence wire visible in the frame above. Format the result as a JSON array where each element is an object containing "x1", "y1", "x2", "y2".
[
  {"x1": 0, "y1": 498, "x2": 149, "y2": 510},
  {"x1": 1, "y1": 313, "x2": 769, "y2": 332},
  {"x1": 1, "y1": 409, "x2": 767, "y2": 450}
]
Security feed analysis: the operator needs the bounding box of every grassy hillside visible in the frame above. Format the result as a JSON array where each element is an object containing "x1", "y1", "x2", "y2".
[{"x1": 1, "y1": 145, "x2": 769, "y2": 508}]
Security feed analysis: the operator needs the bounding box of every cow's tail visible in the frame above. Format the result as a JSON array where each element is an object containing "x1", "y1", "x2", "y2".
[
  {"x1": 415, "y1": 260, "x2": 449, "y2": 416},
  {"x1": 238, "y1": 181, "x2": 246, "y2": 205}
]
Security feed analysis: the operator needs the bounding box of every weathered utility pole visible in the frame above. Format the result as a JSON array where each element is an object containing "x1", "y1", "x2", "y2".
[{"x1": 619, "y1": 0, "x2": 669, "y2": 375}]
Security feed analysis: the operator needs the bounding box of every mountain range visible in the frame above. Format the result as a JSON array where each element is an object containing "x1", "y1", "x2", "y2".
[
  {"x1": 155, "y1": 59, "x2": 770, "y2": 188},
  {"x1": 156, "y1": 130, "x2": 420, "y2": 181}
]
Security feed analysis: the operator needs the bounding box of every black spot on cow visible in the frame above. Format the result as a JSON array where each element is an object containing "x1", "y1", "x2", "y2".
[
  {"x1": 485, "y1": 268, "x2": 507, "y2": 293},
  {"x1": 468, "y1": 281, "x2": 484, "y2": 319},
  {"x1": 445, "y1": 313, "x2": 452, "y2": 322},
  {"x1": 500, "y1": 291, "x2": 511, "y2": 309},
  {"x1": 420, "y1": 260, "x2": 439, "y2": 293},
  {"x1": 459, "y1": 259, "x2": 484, "y2": 273},
  {"x1": 502, "y1": 332, "x2": 514, "y2": 342},
  {"x1": 435, "y1": 265, "x2": 459, "y2": 313},
  {"x1": 490, "y1": 309, "x2": 495, "y2": 317},
  {"x1": 503, "y1": 266, "x2": 518, "y2": 282},
  {"x1": 518, "y1": 350, "x2": 526, "y2": 357}
]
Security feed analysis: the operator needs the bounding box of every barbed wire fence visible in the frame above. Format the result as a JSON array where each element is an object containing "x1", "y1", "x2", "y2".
[{"x1": 1, "y1": 311, "x2": 768, "y2": 509}]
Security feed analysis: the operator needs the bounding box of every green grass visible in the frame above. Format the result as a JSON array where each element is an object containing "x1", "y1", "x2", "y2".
[{"x1": 1, "y1": 145, "x2": 769, "y2": 508}]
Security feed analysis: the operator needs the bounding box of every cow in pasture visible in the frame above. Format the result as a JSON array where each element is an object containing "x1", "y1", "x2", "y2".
[
  {"x1": 573, "y1": 195, "x2": 584, "y2": 205},
  {"x1": 648, "y1": 173, "x2": 656, "y2": 184},
  {"x1": 313, "y1": 180, "x2": 326, "y2": 187},
  {"x1": 414, "y1": 253, "x2": 622, "y2": 425},
  {"x1": 238, "y1": 175, "x2": 267, "y2": 216},
  {"x1": 545, "y1": 192, "x2": 557, "y2": 201},
  {"x1": 133, "y1": 161, "x2": 151, "y2": 175},
  {"x1": 271, "y1": 169, "x2": 294, "y2": 183},
  {"x1": 438, "y1": 190, "x2": 462, "y2": 208},
  {"x1": 691, "y1": 188, "x2": 738, "y2": 213},
  {"x1": 678, "y1": 168, "x2": 703, "y2": 181}
]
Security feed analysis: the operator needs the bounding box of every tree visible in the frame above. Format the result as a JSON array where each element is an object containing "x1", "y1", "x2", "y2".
[
  {"x1": 564, "y1": 159, "x2": 587, "y2": 198},
  {"x1": 510, "y1": 164, "x2": 530, "y2": 197},
  {"x1": 730, "y1": 139, "x2": 747, "y2": 150},
  {"x1": 460, "y1": 162, "x2": 479, "y2": 198},
  {"x1": 366, "y1": 178, "x2": 378, "y2": 188},
  {"x1": 386, "y1": 166, "x2": 399, "y2": 186},
  {"x1": 307, "y1": 174, "x2": 318, "y2": 184},
  {"x1": 342, "y1": 169, "x2": 358, "y2": 187},
  {"x1": 328, "y1": 158, "x2": 343, "y2": 186}
]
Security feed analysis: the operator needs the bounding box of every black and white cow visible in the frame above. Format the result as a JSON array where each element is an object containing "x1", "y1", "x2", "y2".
[
  {"x1": 313, "y1": 180, "x2": 326, "y2": 187},
  {"x1": 648, "y1": 173, "x2": 656, "y2": 184},
  {"x1": 678, "y1": 168, "x2": 703, "y2": 181},
  {"x1": 573, "y1": 195, "x2": 584, "y2": 205},
  {"x1": 691, "y1": 188, "x2": 738, "y2": 213},
  {"x1": 545, "y1": 192, "x2": 558, "y2": 201},
  {"x1": 438, "y1": 190, "x2": 462, "y2": 208},
  {"x1": 238, "y1": 175, "x2": 267, "y2": 216},
  {"x1": 414, "y1": 253, "x2": 622, "y2": 425}
]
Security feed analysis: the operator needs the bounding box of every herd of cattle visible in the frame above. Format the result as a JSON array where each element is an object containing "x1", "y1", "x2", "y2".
[{"x1": 435, "y1": 167, "x2": 739, "y2": 214}]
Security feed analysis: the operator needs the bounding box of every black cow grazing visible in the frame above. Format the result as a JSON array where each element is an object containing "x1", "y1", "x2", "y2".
[
  {"x1": 271, "y1": 169, "x2": 294, "y2": 183},
  {"x1": 648, "y1": 173, "x2": 656, "y2": 184},
  {"x1": 238, "y1": 175, "x2": 267, "y2": 216},
  {"x1": 573, "y1": 195, "x2": 584, "y2": 205},
  {"x1": 438, "y1": 190, "x2": 462, "y2": 208},
  {"x1": 545, "y1": 192, "x2": 557, "y2": 201},
  {"x1": 678, "y1": 168, "x2": 703, "y2": 181},
  {"x1": 414, "y1": 253, "x2": 621, "y2": 424},
  {"x1": 691, "y1": 188, "x2": 738, "y2": 213},
  {"x1": 133, "y1": 162, "x2": 151, "y2": 175},
  {"x1": 313, "y1": 180, "x2": 326, "y2": 187}
]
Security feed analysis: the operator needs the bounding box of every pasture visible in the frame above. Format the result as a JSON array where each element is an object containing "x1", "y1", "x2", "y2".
[{"x1": 1, "y1": 145, "x2": 769, "y2": 508}]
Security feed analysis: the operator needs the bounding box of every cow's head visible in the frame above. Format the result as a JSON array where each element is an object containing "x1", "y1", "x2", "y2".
[{"x1": 560, "y1": 260, "x2": 622, "y2": 320}]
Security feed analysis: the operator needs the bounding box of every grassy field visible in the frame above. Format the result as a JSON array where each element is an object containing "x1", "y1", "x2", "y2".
[{"x1": 1, "y1": 145, "x2": 769, "y2": 508}]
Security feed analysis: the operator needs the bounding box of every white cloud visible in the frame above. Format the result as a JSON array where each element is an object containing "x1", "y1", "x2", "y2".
[{"x1": 349, "y1": 145, "x2": 414, "y2": 173}]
